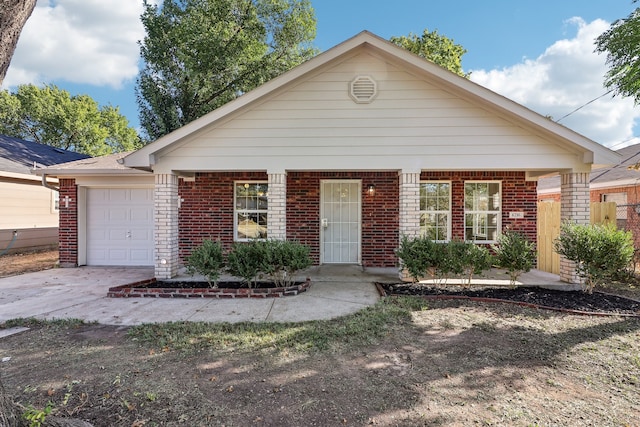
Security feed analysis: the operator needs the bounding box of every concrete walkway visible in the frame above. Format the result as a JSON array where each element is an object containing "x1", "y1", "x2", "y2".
[{"x1": 0, "y1": 265, "x2": 567, "y2": 326}]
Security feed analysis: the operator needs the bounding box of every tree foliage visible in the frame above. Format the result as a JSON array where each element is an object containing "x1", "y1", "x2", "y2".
[
  {"x1": 137, "y1": 0, "x2": 317, "y2": 140},
  {"x1": 390, "y1": 28, "x2": 469, "y2": 77},
  {"x1": 595, "y1": 2, "x2": 640, "y2": 104},
  {"x1": 0, "y1": 0, "x2": 36, "y2": 85},
  {"x1": 0, "y1": 84, "x2": 141, "y2": 156}
]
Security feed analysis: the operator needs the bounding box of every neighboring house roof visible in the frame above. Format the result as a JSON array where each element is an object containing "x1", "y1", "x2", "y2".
[
  {"x1": 0, "y1": 134, "x2": 90, "y2": 176},
  {"x1": 34, "y1": 151, "x2": 151, "y2": 177},
  {"x1": 538, "y1": 143, "x2": 640, "y2": 195},
  {"x1": 123, "y1": 30, "x2": 620, "y2": 175}
]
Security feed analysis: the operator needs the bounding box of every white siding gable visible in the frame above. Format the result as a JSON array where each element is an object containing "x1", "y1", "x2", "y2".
[{"x1": 155, "y1": 50, "x2": 585, "y2": 174}]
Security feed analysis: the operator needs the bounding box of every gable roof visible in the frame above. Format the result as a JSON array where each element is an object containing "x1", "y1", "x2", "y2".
[
  {"x1": 124, "y1": 30, "x2": 620, "y2": 173},
  {"x1": 0, "y1": 134, "x2": 90, "y2": 176}
]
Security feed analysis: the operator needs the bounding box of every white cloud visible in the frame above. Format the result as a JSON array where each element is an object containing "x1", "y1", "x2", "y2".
[
  {"x1": 471, "y1": 18, "x2": 640, "y2": 149},
  {"x1": 2, "y1": 0, "x2": 157, "y2": 89}
]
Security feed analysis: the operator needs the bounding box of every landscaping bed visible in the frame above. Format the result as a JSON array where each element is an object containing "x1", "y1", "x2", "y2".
[
  {"x1": 107, "y1": 279, "x2": 311, "y2": 298},
  {"x1": 377, "y1": 282, "x2": 640, "y2": 316}
]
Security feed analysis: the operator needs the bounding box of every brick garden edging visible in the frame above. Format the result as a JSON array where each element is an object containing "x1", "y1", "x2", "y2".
[{"x1": 108, "y1": 278, "x2": 311, "y2": 298}]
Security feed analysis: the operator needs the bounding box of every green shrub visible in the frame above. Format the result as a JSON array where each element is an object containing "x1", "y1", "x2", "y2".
[
  {"x1": 461, "y1": 243, "x2": 493, "y2": 285},
  {"x1": 491, "y1": 229, "x2": 537, "y2": 285},
  {"x1": 397, "y1": 236, "x2": 493, "y2": 284},
  {"x1": 226, "y1": 239, "x2": 313, "y2": 288},
  {"x1": 396, "y1": 235, "x2": 442, "y2": 282},
  {"x1": 553, "y1": 222, "x2": 634, "y2": 293},
  {"x1": 226, "y1": 241, "x2": 264, "y2": 287},
  {"x1": 260, "y1": 239, "x2": 312, "y2": 287},
  {"x1": 185, "y1": 239, "x2": 225, "y2": 288}
]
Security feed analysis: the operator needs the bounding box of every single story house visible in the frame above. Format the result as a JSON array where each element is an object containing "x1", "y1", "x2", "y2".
[
  {"x1": 39, "y1": 31, "x2": 619, "y2": 283},
  {"x1": 0, "y1": 135, "x2": 89, "y2": 253}
]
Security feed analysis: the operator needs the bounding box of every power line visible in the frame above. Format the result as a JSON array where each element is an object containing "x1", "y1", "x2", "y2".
[{"x1": 554, "y1": 90, "x2": 614, "y2": 123}]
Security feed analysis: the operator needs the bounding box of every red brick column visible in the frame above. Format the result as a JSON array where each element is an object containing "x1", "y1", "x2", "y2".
[{"x1": 58, "y1": 178, "x2": 78, "y2": 267}]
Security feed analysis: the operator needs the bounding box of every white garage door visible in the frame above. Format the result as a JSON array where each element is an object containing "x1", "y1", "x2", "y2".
[{"x1": 86, "y1": 188, "x2": 154, "y2": 266}]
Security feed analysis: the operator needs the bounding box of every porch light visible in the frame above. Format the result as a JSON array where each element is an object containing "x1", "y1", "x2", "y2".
[{"x1": 367, "y1": 184, "x2": 376, "y2": 196}]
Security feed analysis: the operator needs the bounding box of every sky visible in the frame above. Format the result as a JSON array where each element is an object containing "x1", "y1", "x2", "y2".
[{"x1": 3, "y1": 0, "x2": 639, "y2": 150}]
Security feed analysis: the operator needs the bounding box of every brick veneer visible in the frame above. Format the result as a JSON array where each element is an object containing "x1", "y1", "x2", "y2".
[
  {"x1": 178, "y1": 172, "x2": 268, "y2": 261},
  {"x1": 420, "y1": 171, "x2": 538, "y2": 245},
  {"x1": 287, "y1": 171, "x2": 400, "y2": 267},
  {"x1": 58, "y1": 178, "x2": 78, "y2": 267}
]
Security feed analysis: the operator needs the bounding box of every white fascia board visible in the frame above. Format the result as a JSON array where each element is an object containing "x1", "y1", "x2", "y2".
[{"x1": 124, "y1": 31, "x2": 620, "y2": 170}]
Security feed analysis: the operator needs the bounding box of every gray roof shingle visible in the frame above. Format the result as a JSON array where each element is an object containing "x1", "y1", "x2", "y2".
[{"x1": 0, "y1": 134, "x2": 90, "y2": 175}]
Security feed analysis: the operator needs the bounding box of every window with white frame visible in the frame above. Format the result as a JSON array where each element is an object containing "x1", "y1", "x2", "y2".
[
  {"x1": 234, "y1": 182, "x2": 268, "y2": 241},
  {"x1": 464, "y1": 181, "x2": 501, "y2": 243},
  {"x1": 419, "y1": 181, "x2": 451, "y2": 241}
]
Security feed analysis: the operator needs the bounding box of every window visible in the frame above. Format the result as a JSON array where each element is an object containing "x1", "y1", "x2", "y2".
[
  {"x1": 464, "y1": 181, "x2": 501, "y2": 243},
  {"x1": 420, "y1": 182, "x2": 451, "y2": 241},
  {"x1": 51, "y1": 191, "x2": 59, "y2": 213},
  {"x1": 234, "y1": 182, "x2": 268, "y2": 240}
]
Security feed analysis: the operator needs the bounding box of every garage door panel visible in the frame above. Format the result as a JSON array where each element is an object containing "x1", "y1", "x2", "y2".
[{"x1": 86, "y1": 188, "x2": 154, "y2": 266}]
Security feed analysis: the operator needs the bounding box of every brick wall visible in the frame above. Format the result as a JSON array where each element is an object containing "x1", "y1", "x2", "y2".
[
  {"x1": 287, "y1": 171, "x2": 399, "y2": 267},
  {"x1": 590, "y1": 185, "x2": 640, "y2": 203},
  {"x1": 421, "y1": 171, "x2": 538, "y2": 244},
  {"x1": 178, "y1": 172, "x2": 268, "y2": 261},
  {"x1": 58, "y1": 178, "x2": 78, "y2": 267}
]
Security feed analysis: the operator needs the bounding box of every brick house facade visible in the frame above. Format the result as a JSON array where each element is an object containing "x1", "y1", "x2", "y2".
[{"x1": 45, "y1": 32, "x2": 619, "y2": 282}]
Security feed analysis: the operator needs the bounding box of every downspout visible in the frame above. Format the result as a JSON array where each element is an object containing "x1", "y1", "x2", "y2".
[{"x1": 41, "y1": 173, "x2": 59, "y2": 192}]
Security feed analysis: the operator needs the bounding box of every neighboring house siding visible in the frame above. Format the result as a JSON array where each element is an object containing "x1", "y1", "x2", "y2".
[
  {"x1": 422, "y1": 171, "x2": 538, "y2": 244},
  {"x1": 59, "y1": 178, "x2": 78, "y2": 267},
  {"x1": 287, "y1": 171, "x2": 399, "y2": 267},
  {"x1": 0, "y1": 181, "x2": 58, "y2": 229}
]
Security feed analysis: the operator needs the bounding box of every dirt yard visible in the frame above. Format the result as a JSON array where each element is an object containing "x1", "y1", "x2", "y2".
[
  {"x1": 1, "y1": 250, "x2": 639, "y2": 426},
  {"x1": 0, "y1": 249, "x2": 58, "y2": 278}
]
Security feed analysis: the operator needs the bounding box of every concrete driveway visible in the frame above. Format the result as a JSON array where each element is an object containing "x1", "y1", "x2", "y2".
[{"x1": 0, "y1": 265, "x2": 393, "y2": 326}]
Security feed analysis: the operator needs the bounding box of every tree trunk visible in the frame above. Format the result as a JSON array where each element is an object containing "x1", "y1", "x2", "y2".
[{"x1": 0, "y1": 0, "x2": 37, "y2": 86}]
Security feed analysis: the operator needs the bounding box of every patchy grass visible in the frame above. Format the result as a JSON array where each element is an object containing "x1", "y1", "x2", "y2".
[
  {"x1": 128, "y1": 297, "x2": 417, "y2": 353},
  {"x1": 2, "y1": 297, "x2": 640, "y2": 426}
]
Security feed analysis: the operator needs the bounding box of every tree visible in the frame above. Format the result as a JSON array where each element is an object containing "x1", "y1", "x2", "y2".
[
  {"x1": 390, "y1": 29, "x2": 469, "y2": 77},
  {"x1": 595, "y1": 1, "x2": 640, "y2": 103},
  {"x1": 137, "y1": 0, "x2": 317, "y2": 140},
  {"x1": 0, "y1": 0, "x2": 36, "y2": 86},
  {"x1": 0, "y1": 84, "x2": 141, "y2": 156}
]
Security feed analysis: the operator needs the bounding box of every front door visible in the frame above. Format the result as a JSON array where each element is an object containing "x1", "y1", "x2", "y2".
[{"x1": 320, "y1": 180, "x2": 361, "y2": 264}]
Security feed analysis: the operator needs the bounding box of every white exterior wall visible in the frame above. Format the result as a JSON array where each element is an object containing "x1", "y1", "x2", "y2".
[{"x1": 156, "y1": 51, "x2": 586, "y2": 174}]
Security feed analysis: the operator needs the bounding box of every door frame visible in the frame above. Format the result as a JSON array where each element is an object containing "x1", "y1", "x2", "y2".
[{"x1": 319, "y1": 179, "x2": 362, "y2": 264}]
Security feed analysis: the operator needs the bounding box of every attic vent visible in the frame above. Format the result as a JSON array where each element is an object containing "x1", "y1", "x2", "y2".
[{"x1": 349, "y1": 75, "x2": 377, "y2": 103}]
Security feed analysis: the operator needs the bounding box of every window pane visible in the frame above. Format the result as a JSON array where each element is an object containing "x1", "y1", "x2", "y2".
[{"x1": 235, "y1": 182, "x2": 268, "y2": 240}]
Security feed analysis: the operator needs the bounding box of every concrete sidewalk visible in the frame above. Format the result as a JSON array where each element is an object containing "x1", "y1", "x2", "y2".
[{"x1": 0, "y1": 265, "x2": 567, "y2": 326}]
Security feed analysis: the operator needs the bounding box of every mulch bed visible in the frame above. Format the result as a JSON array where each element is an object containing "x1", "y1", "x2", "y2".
[{"x1": 377, "y1": 283, "x2": 640, "y2": 316}]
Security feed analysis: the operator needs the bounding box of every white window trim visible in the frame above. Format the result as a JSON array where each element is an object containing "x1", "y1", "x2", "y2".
[
  {"x1": 234, "y1": 181, "x2": 268, "y2": 242},
  {"x1": 419, "y1": 180, "x2": 452, "y2": 242},
  {"x1": 51, "y1": 190, "x2": 60, "y2": 213},
  {"x1": 464, "y1": 180, "x2": 502, "y2": 243}
]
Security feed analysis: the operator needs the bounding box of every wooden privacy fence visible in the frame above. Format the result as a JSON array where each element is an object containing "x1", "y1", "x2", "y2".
[{"x1": 536, "y1": 201, "x2": 616, "y2": 275}]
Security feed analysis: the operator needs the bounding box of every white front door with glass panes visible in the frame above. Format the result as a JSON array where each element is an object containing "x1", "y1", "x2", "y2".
[
  {"x1": 234, "y1": 182, "x2": 268, "y2": 240},
  {"x1": 320, "y1": 180, "x2": 361, "y2": 263}
]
